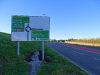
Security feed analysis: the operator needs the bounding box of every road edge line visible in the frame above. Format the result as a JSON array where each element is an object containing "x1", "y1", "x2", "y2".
[{"x1": 50, "y1": 47, "x2": 92, "y2": 75}]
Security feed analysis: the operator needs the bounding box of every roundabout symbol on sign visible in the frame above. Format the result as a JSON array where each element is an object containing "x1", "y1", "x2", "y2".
[
  {"x1": 25, "y1": 25, "x2": 31, "y2": 32},
  {"x1": 25, "y1": 25, "x2": 31, "y2": 40}
]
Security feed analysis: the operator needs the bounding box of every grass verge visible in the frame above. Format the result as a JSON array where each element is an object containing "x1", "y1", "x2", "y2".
[
  {"x1": 37, "y1": 44, "x2": 89, "y2": 75},
  {"x1": 0, "y1": 32, "x2": 41, "y2": 75},
  {"x1": 0, "y1": 32, "x2": 88, "y2": 75}
]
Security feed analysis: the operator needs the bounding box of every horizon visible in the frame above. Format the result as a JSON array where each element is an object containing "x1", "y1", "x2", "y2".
[{"x1": 1, "y1": 31, "x2": 100, "y2": 40}]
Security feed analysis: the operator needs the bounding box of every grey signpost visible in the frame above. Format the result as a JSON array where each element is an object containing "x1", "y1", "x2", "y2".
[
  {"x1": 17, "y1": 41, "x2": 20, "y2": 56},
  {"x1": 42, "y1": 40, "x2": 44, "y2": 63}
]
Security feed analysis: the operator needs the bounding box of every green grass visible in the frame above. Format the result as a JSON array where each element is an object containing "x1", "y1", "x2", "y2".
[
  {"x1": 0, "y1": 32, "x2": 41, "y2": 75},
  {"x1": 37, "y1": 44, "x2": 88, "y2": 75},
  {"x1": 0, "y1": 32, "x2": 88, "y2": 75}
]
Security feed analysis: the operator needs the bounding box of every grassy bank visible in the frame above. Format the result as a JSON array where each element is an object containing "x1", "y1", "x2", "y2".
[
  {"x1": 0, "y1": 32, "x2": 88, "y2": 75},
  {"x1": 0, "y1": 32, "x2": 41, "y2": 75}
]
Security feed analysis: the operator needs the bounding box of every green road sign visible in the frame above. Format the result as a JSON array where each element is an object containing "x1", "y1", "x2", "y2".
[
  {"x1": 31, "y1": 29, "x2": 49, "y2": 40},
  {"x1": 12, "y1": 16, "x2": 29, "y2": 32}
]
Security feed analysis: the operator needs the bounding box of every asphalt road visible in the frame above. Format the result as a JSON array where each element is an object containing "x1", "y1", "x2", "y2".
[{"x1": 48, "y1": 42, "x2": 100, "y2": 75}]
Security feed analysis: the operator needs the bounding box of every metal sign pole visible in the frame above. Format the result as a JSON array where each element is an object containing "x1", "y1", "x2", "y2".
[
  {"x1": 17, "y1": 41, "x2": 20, "y2": 56},
  {"x1": 42, "y1": 40, "x2": 44, "y2": 63}
]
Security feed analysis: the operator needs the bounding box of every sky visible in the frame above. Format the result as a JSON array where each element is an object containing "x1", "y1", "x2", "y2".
[{"x1": 0, "y1": 0, "x2": 100, "y2": 39}]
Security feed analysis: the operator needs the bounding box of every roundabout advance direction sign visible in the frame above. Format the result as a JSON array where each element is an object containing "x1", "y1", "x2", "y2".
[{"x1": 11, "y1": 15, "x2": 50, "y2": 41}]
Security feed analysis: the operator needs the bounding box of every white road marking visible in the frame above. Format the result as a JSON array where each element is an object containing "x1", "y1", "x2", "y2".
[
  {"x1": 73, "y1": 50, "x2": 88, "y2": 55},
  {"x1": 95, "y1": 58, "x2": 100, "y2": 60}
]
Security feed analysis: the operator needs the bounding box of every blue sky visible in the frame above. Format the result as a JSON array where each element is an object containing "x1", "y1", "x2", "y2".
[{"x1": 0, "y1": 0, "x2": 100, "y2": 39}]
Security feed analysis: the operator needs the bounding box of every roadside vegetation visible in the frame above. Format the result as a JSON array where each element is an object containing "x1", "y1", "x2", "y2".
[
  {"x1": 70, "y1": 38, "x2": 100, "y2": 44},
  {"x1": 51, "y1": 38, "x2": 100, "y2": 44},
  {"x1": 0, "y1": 32, "x2": 88, "y2": 75},
  {"x1": 37, "y1": 44, "x2": 88, "y2": 75},
  {"x1": 0, "y1": 32, "x2": 41, "y2": 75},
  {"x1": 66, "y1": 38, "x2": 100, "y2": 47}
]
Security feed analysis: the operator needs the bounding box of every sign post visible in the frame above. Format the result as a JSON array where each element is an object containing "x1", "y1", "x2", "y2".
[
  {"x1": 17, "y1": 41, "x2": 20, "y2": 56},
  {"x1": 42, "y1": 40, "x2": 44, "y2": 63}
]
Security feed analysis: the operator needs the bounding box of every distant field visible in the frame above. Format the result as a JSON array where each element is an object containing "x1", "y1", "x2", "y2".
[{"x1": 65, "y1": 39, "x2": 100, "y2": 47}]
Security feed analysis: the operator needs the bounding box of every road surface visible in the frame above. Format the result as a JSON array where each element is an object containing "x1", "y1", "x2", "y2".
[{"x1": 48, "y1": 42, "x2": 100, "y2": 75}]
